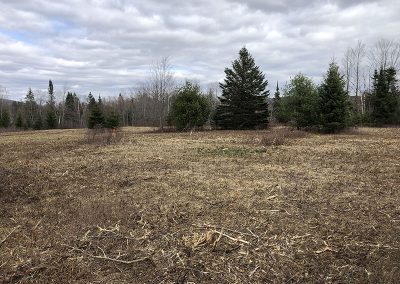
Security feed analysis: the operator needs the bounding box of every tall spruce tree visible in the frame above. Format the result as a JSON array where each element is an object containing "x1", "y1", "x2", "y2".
[
  {"x1": 87, "y1": 92, "x2": 96, "y2": 111},
  {"x1": 272, "y1": 81, "x2": 281, "y2": 122},
  {"x1": 64, "y1": 92, "x2": 78, "y2": 128},
  {"x1": 370, "y1": 67, "x2": 398, "y2": 125},
  {"x1": 87, "y1": 93, "x2": 104, "y2": 129},
  {"x1": 319, "y1": 62, "x2": 350, "y2": 133},
  {"x1": 214, "y1": 47, "x2": 269, "y2": 129},
  {"x1": 46, "y1": 80, "x2": 57, "y2": 129},
  {"x1": 24, "y1": 88, "x2": 36, "y2": 128}
]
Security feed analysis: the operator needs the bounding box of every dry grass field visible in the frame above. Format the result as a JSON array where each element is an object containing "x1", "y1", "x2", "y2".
[{"x1": 0, "y1": 127, "x2": 399, "y2": 283}]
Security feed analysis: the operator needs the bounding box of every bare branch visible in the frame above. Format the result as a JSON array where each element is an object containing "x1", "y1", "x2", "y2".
[
  {"x1": 62, "y1": 243, "x2": 150, "y2": 264},
  {"x1": 368, "y1": 39, "x2": 400, "y2": 71},
  {"x1": 0, "y1": 225, "x2": 20, "y2": 248},
  {"x1": 342, "y1": 47, "x2": 353, "y2": 94}
]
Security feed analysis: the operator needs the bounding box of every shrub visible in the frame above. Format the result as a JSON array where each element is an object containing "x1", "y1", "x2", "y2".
[
  {"x1": 168, "y1": 81, "x2": 211, "y2": 131},
  {"x1": 261, "y1": 128, "x2": 308, "y2": 147},
  {"x1": 85, "y1": 127, "x2": 123, "y2": 144}
]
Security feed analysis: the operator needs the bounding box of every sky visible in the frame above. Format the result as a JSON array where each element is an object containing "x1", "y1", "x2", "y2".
[{"x1": 0, "y1": 0, "x2": 399, "y2": 100}]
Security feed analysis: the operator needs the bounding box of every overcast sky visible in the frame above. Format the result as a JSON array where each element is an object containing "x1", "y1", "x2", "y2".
[{"x1": 0, "y1": 0, "x2": 399, "y2": 100}]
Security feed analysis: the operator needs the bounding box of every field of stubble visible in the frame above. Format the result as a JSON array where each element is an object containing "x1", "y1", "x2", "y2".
[{"x1": 0, "y1": 127, "x2": 399, "y2": 283}]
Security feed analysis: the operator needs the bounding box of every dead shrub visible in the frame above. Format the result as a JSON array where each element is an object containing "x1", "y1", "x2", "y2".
[
  {"x1": 85, "y1": 127, "x2": 123, "y2": 144},
  {"x1": 261, "y1": 128, "x2": 308, "y2": 147}
]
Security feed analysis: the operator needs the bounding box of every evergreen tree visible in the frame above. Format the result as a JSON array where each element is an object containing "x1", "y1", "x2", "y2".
[
  {"x1": 87, "y1": 94, "x2": 104, "y2": 129},
  {"x1": 105, "y1": 111, "x2": 120, "y2": 129},
  {"x1": 272, "y1": 82, "x2": 289, "y2": 123},
  {"x1": 369, "y1": 67, "x2": 399, "y2": 125},
  {"x1": 87, "y1": 92, "x2": 96, "y2": 112},
  {"x1": 168, "y1": 81, "x2": 211, "y2": 131},
  {"x1": 24, "y1": 88, "x2": 36, "y2": 128},
  {"x1": 98, "y1": 94, "x2": 103, "y2": 105},
  {"x1": 319, "y1": 62, "x2": 350, "y2": 133},
  {"x1": 284, "y1": 74, "x2": 320, "y2": 129},
  {"x1": 98, "y1": 94, "x2": 104, "y2": 113},
  {"x1": 33, "y1": 115, "x2": 43, "y2": 130},
  {"x1": 46, "y1": 80, "x2": 57, "y2": 129},
  {"x1": 0, "y1": 109, "x2": 11, "y2": 128},
  {"x1": 272, "y1": 81, "x2": 283, "y2": 122},
  {"x1": 214, "y1": 47, "x2": 269, "y2": 129},
  {"x1": 64, "y1": 92, "x2": 78, "y2": 128}
]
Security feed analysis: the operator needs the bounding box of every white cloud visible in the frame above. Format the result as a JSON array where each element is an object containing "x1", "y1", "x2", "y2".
[{"x1": 0, "y1": 0, "x2": 399, "y2": 100}]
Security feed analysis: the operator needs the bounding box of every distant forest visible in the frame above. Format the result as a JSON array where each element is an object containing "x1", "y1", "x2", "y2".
[{"x1": 0, "y1": 39, "x2": 399, "y2": 131}]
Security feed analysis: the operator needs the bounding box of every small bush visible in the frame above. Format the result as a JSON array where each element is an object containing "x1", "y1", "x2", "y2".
[
  {"x1": 85, "y1": 127, "x2": 123, "y2": 144},
  {"x1": 261, "y1": 128, "x2": 308, "y2": 147}
]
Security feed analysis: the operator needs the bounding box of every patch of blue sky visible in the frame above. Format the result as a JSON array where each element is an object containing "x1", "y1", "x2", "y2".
[
  {"x1": 0, "y1": 29, "x2": 33, "y2": 45},
  {"x1": 51, "y1": 18, "x2": 72, "y2": 33}
]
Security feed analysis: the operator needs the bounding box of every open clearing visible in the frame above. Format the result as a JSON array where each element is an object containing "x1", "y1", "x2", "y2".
[{"x1": 0, "y1": 127, "x2": 399, "y2": 283}]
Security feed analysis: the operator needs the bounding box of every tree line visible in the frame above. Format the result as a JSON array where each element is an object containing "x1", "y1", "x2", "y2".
[
  {"x1": 1, "y1": 39, "x2": 399, "y2": 132},
  {"x1": 273, "y1": 39, "x2": 400, "y2": 130}
]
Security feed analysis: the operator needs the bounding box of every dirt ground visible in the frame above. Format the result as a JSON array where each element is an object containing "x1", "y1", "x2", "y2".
[{"x1": 0, "y1": 127, "x2": 399, "y2": 283}]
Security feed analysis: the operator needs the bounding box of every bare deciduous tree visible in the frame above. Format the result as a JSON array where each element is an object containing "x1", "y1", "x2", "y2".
[
  {"x1": 35, "y1": 89, "x2": 47, "y2": 118},
  {"x1": 342, "y1": 47, "x2": 353, "y2": 94},
  {"x1": 368, "y1": 39, "x2": 400, "y2": 71},
  {"x1": 350, "y1": 40, "x2": 366, "y2": 113},
  {"x1": 146, "y1": 57, "x2": 175, "y2": 129}
]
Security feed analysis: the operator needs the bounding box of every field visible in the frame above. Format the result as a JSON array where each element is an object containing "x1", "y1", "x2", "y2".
[{"x1": 0, "y1": 127, "x2": 399, "y2": 283}]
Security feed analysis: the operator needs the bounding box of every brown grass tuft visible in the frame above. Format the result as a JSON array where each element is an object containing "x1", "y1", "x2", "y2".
[
  {"x1": 85, "y1": 127, "x2": 124, "y2": 144},
  {"x1": 260, "y1": 127, "x2": 308, "y2": 146}
]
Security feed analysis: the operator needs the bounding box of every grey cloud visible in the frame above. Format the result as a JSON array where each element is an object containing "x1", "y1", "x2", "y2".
[
  {"x1": 0, "y1": 0, "x2": 399, "y2": 100},
  {"x1": 227, "y1": 0, "x2": 378, "y2": 13}
]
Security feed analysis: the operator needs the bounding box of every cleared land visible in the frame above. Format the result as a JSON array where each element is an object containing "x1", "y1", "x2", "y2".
[{"x1": 0, "y1": 127, "x2": 399, "y2": 283}]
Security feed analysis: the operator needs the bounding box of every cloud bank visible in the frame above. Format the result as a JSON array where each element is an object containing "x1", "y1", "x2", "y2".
[{"x1": 0, "y1": 0, "x2": 399, "y2": 99}]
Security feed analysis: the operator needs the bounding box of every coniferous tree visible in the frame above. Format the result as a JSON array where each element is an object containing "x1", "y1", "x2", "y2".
[
  {"x1": 272, "y1": 81, "x2": 282, "y2": 122},
  {"x1": 168, "y1": 81, "x2": 211, "y2": 131},
  {"x1": 64, "y1": 92, "x2": 79, "y2": 128},
  {"x1": 33, "y1": 116, "x2": 43, "y2": 130},
  {"x1": 98, "y1": 94, "x2": 104, "y2": 113},
  {"x1": 87, "y1": 92, "x2": 96, "y2": 111},
  {"x1": 284, "y1": 74, "x2": 320, "y2": 129},
  {"x1": 369, "y1": 67, "x2": 399, "y2": 125},
  {"x1": 105, "y1": 111, "x2": 120, "y2": 129},
  {"x1": 24, "y1": 88, "x2": 36, "y2": 128},
  {"x1": 0, "y1": 109, "x2": 11, "y2": 128},
  {"x1": 319, "y1": 62, "x2": 350, "y2": 133},
  {"x1": 215, "y1": 47, "x2": 269, "y2": 129},
  {"x1": 46, "y1": 80, "x2": 57, "y2": 129},
  {"x1": 87, "y1": 93, "x2": 104, "y2": 129}
]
